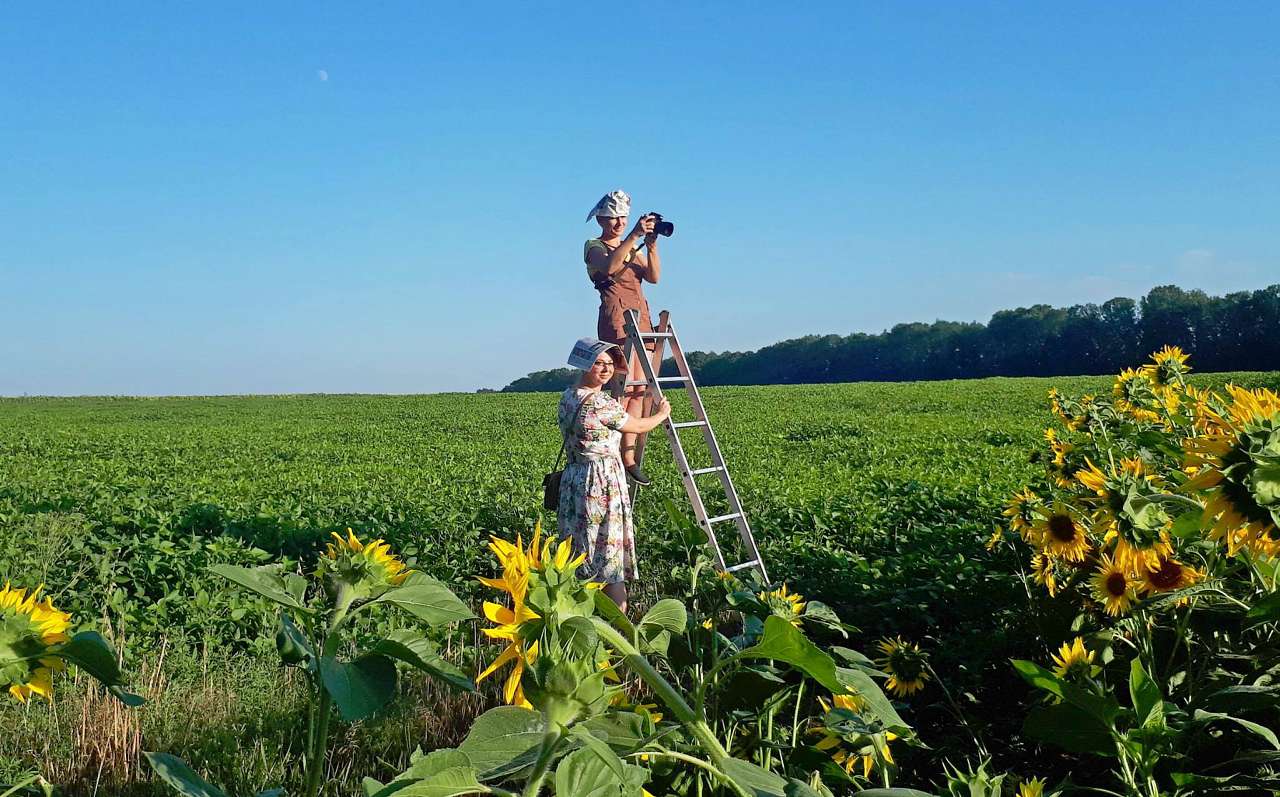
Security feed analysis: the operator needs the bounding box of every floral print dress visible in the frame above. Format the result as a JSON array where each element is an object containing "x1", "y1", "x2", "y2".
[{"x1": 556, "y1": 386, "x2": 636, "y2": 584}]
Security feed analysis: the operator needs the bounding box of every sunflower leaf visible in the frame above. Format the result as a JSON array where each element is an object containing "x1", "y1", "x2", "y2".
[
  {"x1": 209, "y1": 564, "x2": 311, "y2": 613},
  {"x1": 1129, "y1": 658, "x2": 1164, "y2": 727},
  {"x1": 835, "y1": 667, "x2": 910, "y2": 735},
  {"x1": 737, "y1": 616, "x2": 845, "y2": 695},
  {"x1": 371, "y1": 631, "x2": 476, "y2": 693},
  {"x1": 56, "y1": 631, "x2": 144, "y2": 706},
  {"x1": 1192, "y1": 710, "x2": 1280, "y2": 750},
  {"x1": 320, "y1": 653, "x2": 397, "y2": 722},
  {"x1": 1011, "y1": 659, "x2": 1121, "y2": 725},
  {"x1": 720, "y1": 756, "x2": 790, "y2": 797},
  {"x1": 143, "y1": 752, "x2": 230, "y2": 797},
  {"x1": 374, "y1": 574, "x2": 474, "y2": 626},
  {"x1": 458, "y1": 706, "x2": 546, "y2": 779},
  {"x1": 1022, "y1": 702, "x2": 1115, "y2": 756}
]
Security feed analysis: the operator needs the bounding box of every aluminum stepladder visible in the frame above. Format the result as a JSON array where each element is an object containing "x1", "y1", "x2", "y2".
[{"x1": 616, "y1": 308, "x2": 770, "y2": 582}]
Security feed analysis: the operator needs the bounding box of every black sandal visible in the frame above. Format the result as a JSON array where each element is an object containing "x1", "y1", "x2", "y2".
[{"x1": 625, "y1": 464, "x2": 652, "y2": 486}]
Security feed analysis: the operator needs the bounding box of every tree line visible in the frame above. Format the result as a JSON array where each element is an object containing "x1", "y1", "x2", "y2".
[{"x1": 500, "y1": 284, "x2": 1280, "y2": 392}]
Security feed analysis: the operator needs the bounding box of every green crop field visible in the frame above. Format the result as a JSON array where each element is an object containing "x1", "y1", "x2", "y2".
[{"x1": 3, "y1": 369, "x2": 1279, "y2": 796}]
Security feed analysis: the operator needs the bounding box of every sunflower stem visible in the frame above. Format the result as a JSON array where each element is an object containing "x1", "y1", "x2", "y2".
[
  {"x1": 303, "y1": 584, "x2": 356, "y2": 797},
  {"x1": 590, "y1": 617, "x2": 731, "y2": 765},
  {"x1": 0, "y1": 774, "x2": 40, "y2": 797},
  {"x1": 521, "y1": 725, "x2": 564, "y2": 797}
]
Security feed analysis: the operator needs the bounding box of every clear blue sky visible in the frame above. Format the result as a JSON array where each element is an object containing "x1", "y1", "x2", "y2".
[{"x1": 3, "y1": 3, "x2": 1277, "y2": 395}]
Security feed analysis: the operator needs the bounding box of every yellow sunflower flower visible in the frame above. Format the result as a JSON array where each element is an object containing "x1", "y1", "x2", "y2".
[
  {"x1": 1030, "y1": 553, "x2": 1059, "y2": 597},
  {"x1": 1091, "y1": 555, "x2": 1137, "y2": 616},
  {"x1": 0, "y1": 583, "x2": 72, "y2": 703},
  {"x1": 876, "y1": 637, "x2": 929, "y2": 697},
  {"x1": 1182, "y1": 385, "x2": 1280, "y2": 557},
  {"x1": 1114, "y1": 368, "x2": 1162, "y2": 424},
  {"x1": 1139, "y1": 556, "x2": 1201, "y2": 594},
  {"x1": 1077, "y1": 459, "x2": 1173, "y2": 570},
  {"x1": 1049, "y1": 637, "x2": 1094, "y2": 679},
  {"x1": 758, "y1": 584, "x2": 806, "y2": 627},
  {"x1": 1019, "y1": 777, "x2": 1046, "y2": 797},
  {"x1": 1031, "y1": 502, "x2": 1091, "y2": 562},
  {"x1": 1142, "y1": 345, "x2": 1191, "y2": 390},
  {"x1": 477, "y1": 528, "x2": 545, "y2": 708},
  {"x1": 320, "y1": 528, "x2": 412, "y2": 593},
  {"x1": 1002, "y1": 488, "x2": 1041, "y2": 542}
]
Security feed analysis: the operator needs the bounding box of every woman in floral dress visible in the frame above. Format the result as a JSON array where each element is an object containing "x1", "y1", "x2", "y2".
[{"x1": 557, "y1": 338, "x2": 670, "y2": 612}]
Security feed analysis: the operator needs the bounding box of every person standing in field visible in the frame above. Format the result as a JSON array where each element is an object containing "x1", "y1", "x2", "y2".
[
  {"x1": 584, "y1": 189, "x2": 662, "y2": 485},
  {"x1": 558, "y1": 337, "x2": 671, "y2": 613}
]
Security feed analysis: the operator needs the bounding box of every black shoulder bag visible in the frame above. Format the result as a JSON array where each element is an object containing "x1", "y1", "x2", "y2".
[{"x1": 543, "y1": 393, "x2": 592, "y2": 511}]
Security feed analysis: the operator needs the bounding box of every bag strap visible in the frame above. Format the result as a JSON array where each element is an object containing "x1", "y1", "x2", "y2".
[{"x1": 551, "y1": 391, "x2": 593, "y2": 471}]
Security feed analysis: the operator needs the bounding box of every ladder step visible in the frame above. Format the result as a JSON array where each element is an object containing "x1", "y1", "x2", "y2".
[
  {"x1": 704, "y1": 512, "x2": 742, "y2": 526},
  {"x1": 671, "y1": 421, "x2": 707, "y2": 429},
  {"x1": 726, "y1": 559, "x2": 760, "y2": 573},
  {"x1": 688, "y1": 466, "x2": 725, "y2": 476},
  {"x1": 625, "y1": 376, "x2": 687, "y2": 387},
  {"x1": 640, "y1": 331, "x2": 675, "y2": 338}
]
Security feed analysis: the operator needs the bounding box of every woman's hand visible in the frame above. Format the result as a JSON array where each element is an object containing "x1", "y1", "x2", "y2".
[
  {"x1": 630, "y1": 215, "x2": 656, "y2": 240},
  {"x1": 653, "y1": 397, "x2": 671, "y2": 419}
]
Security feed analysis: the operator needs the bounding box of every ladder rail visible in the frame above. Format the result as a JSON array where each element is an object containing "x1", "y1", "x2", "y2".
[
  {"x1": 665, "y1": 320, "x2": 770, "y2": 584},
  {"x1": 620, "y1": 308, "x2": 768, "y2": 582},
  {"x1": 621, "y1": 311, "x2": 729, "y2": 570}
]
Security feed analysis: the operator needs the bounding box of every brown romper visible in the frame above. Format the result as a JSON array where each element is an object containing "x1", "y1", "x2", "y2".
[{"x1": 584, "y1": 238, "x2": 655, "y2": 348}]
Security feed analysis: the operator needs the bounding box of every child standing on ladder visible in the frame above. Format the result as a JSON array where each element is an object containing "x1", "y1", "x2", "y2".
[{"x1": 584, "y1": 189, "x2": 662, "y2": 485}]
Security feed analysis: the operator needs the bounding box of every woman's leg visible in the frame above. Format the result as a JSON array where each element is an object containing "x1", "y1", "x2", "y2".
[
  {"x1": 603, "y1": 581, "x2": 628, "y2": 614},
  {"x1": 620, "y1": 349, "x2": 648, "y2": 468}
]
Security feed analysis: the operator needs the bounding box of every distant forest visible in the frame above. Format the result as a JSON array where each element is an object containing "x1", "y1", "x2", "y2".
[{"x1": 500, "y1": 284, "x2": 1280, "y2": 392}]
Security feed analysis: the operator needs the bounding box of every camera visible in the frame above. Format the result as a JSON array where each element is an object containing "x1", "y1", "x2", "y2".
[{"x1": 647, "y1": 212, "x2": 675, "y2": 237}]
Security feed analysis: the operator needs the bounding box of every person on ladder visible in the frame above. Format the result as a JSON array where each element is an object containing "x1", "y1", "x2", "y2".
[{"x1": 583, "y1": 189, "x2": 662, "y2": 485}]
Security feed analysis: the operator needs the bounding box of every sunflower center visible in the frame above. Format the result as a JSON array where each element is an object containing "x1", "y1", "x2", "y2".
[
  {"x1": 1048, "y1": 514, "x2": 1078, "y2": 542},
  {"x1": 1145, "y1": 559, "x2": 1183, "y2": 591},
  {"x1": 1105, "y1": 572, "x2": 1128, "y2": 597}
]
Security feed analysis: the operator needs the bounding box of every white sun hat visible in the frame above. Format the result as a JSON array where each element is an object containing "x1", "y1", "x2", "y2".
[{"x1": 567, "y1": 337, "x2": 618, "y2": 369}]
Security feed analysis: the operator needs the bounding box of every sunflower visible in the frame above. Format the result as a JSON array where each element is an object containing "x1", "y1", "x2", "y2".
[
  {"x1": 1142, "y1": 345, "x2": 1191, "y2": 390},
  {"x1": 1113, "y1": 368, "x2": 1163, "y2": 424},
  {"x1": 1049, "y1": 637, "x2": 1094, "y2": 679},
  {"x1": 1139, "y1": 556, "x2": 1201, "y2": 594},
  {"x1": 1019, "y1": 778, "x2": 1046, "y2": 797},
  {"x1": 758, "y1": 584, "x2": 805, "y2": 627},
  {"x1": 1182, "y1": 385, "x2": 1280, "y2": 557},
  {"x1": 1003, "y1": 488, "x2": 1042, "y2": 543},
  {"x1": 1030, "y1": 553, "x2": 1059, "y2": 597},
  {"x1": 811, "y1": 696, "x2": 896, "y2": 779},
  {"x1": 1091, "y1": 555, "x2": 1137, "y2": 616},
  {"x1": 1031, "y1": 502, "x2": 1091, "y2": 562},
  {"x1": 477, "y1": 528, "x2": 545, "y2": 708},
  {"x1": 1077, "y1": 459, "x2": 1172, "y2": 570},
  {"x1": 876, "y1": 637, "x2": 929, "y2": 697},
  {"x1": 319, "y1": 528, "x2": 412, "y2": 594},
  {"x1": 0, "y1": 583, "x2": 72, "y2": 703}
]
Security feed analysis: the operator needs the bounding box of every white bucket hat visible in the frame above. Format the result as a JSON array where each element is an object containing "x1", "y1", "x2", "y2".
[
  {"x1": 585, "y1": 189, "x2": 631, "y2": 221},
  {"x1": 567, "y1": 337, "x2": 618, "y2": 369}
]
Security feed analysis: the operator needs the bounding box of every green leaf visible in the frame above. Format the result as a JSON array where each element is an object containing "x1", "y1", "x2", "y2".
[
  {"x1": 1202, "y1": 685, "x2": 1280, "y2": 713},
  {"x1": 457, "y1": 706, "x2": 545, "y2": 778},
  {"x1": 391, "y1": 768, "x2": 489, "y2": 797},
  {"x1": 56, "y1": 631, "x2": 144, "y2": 706},
  {"x1": 560, "y1": 616, "x2": 599, "y2": 658},
  {"x1": 1193, "y1": 710, "x2": 1280, "y2": 750},
  {"x1": 566, "y1": 726, "x2": 632, "y2": 787},
  {"x1": 578, "y1": 713, "x2": 648, "y2": 751},
  {"x1": 834, "y1": 667, "x2": 909, "y2": 734},
  {"x1": 209, "y1": 564, "x2": 310, "y2": 611},
  {"x1": 371, "y1": 631, "x2": 476, "y2": 693},
  {"x1": 640, "y1": 599, "x2": 687, "y2": 635},
  {"x1": 738, "y1": 616, "x2": 845, "y2": 694},
  {"x1": 275, "y1": 611, "x2": 313, "y2": 667},
  {"x1": 1011, "y1": 659, "x2": 1120, "y2": 725},
  {"x1": 143, "y1": 752, "x2": 229, "y2": 797},
  {"x1": 320, "y1": 654, "x2": 397, "y2": 722},
  {"x1": 1022, "y1": 703, "x2": 1115, "y2": 756},
  {"x1": 1245, "y1": 592, "x2": 1280, "y2": 627},
  {"x1": 1249, "y1": 462, "x2": 1280, "y2": 508},
  {"x1": 1168, "y1": 510, "x2": 1202, "y2": 539},
  {"x1": 594, "y1": 589, "x2": 639, "y2": 637},
  {"x1": 720, "y1": 757, "x2": 790, "y2": 797},
  {"x1": 554, "y1": 746, "x2": 648, "y2": 797},
  {"x1": 801, "y1": 601, "x2": 851, "y2": 637},
  {"x1": 373, "y1": 574, "x2": 474, "y2": 626},
  {"x1": 1129, "y1": 658, "x2": 1163, "y2": 727},
  {"x1": 853, "y1": 790, "x2": 938, "y2": 797}
]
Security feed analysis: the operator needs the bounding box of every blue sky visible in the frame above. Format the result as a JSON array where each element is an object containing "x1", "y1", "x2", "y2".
[{"x1": 3, "y1": 2, "x2": 1277, "y2": 395}]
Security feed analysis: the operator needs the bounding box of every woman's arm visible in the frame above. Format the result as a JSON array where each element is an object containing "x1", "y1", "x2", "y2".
[
  {"x1": 590, "y1": 217, "x2": 658, "y2": 279},
  {"x1": 619, "y1": 397, "x2": 671, "y2": 434},
  {"x1": 642, "y1": 234, "x2": 660, "y2": 284}
]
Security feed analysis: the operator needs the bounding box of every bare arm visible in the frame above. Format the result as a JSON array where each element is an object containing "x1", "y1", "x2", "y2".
[
  {"x1": 642, "y1": 235, "x2": 661, "y2": 284},
  {"x1": 619, "y1": 397, "x2": 671, "y2": 434}
]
